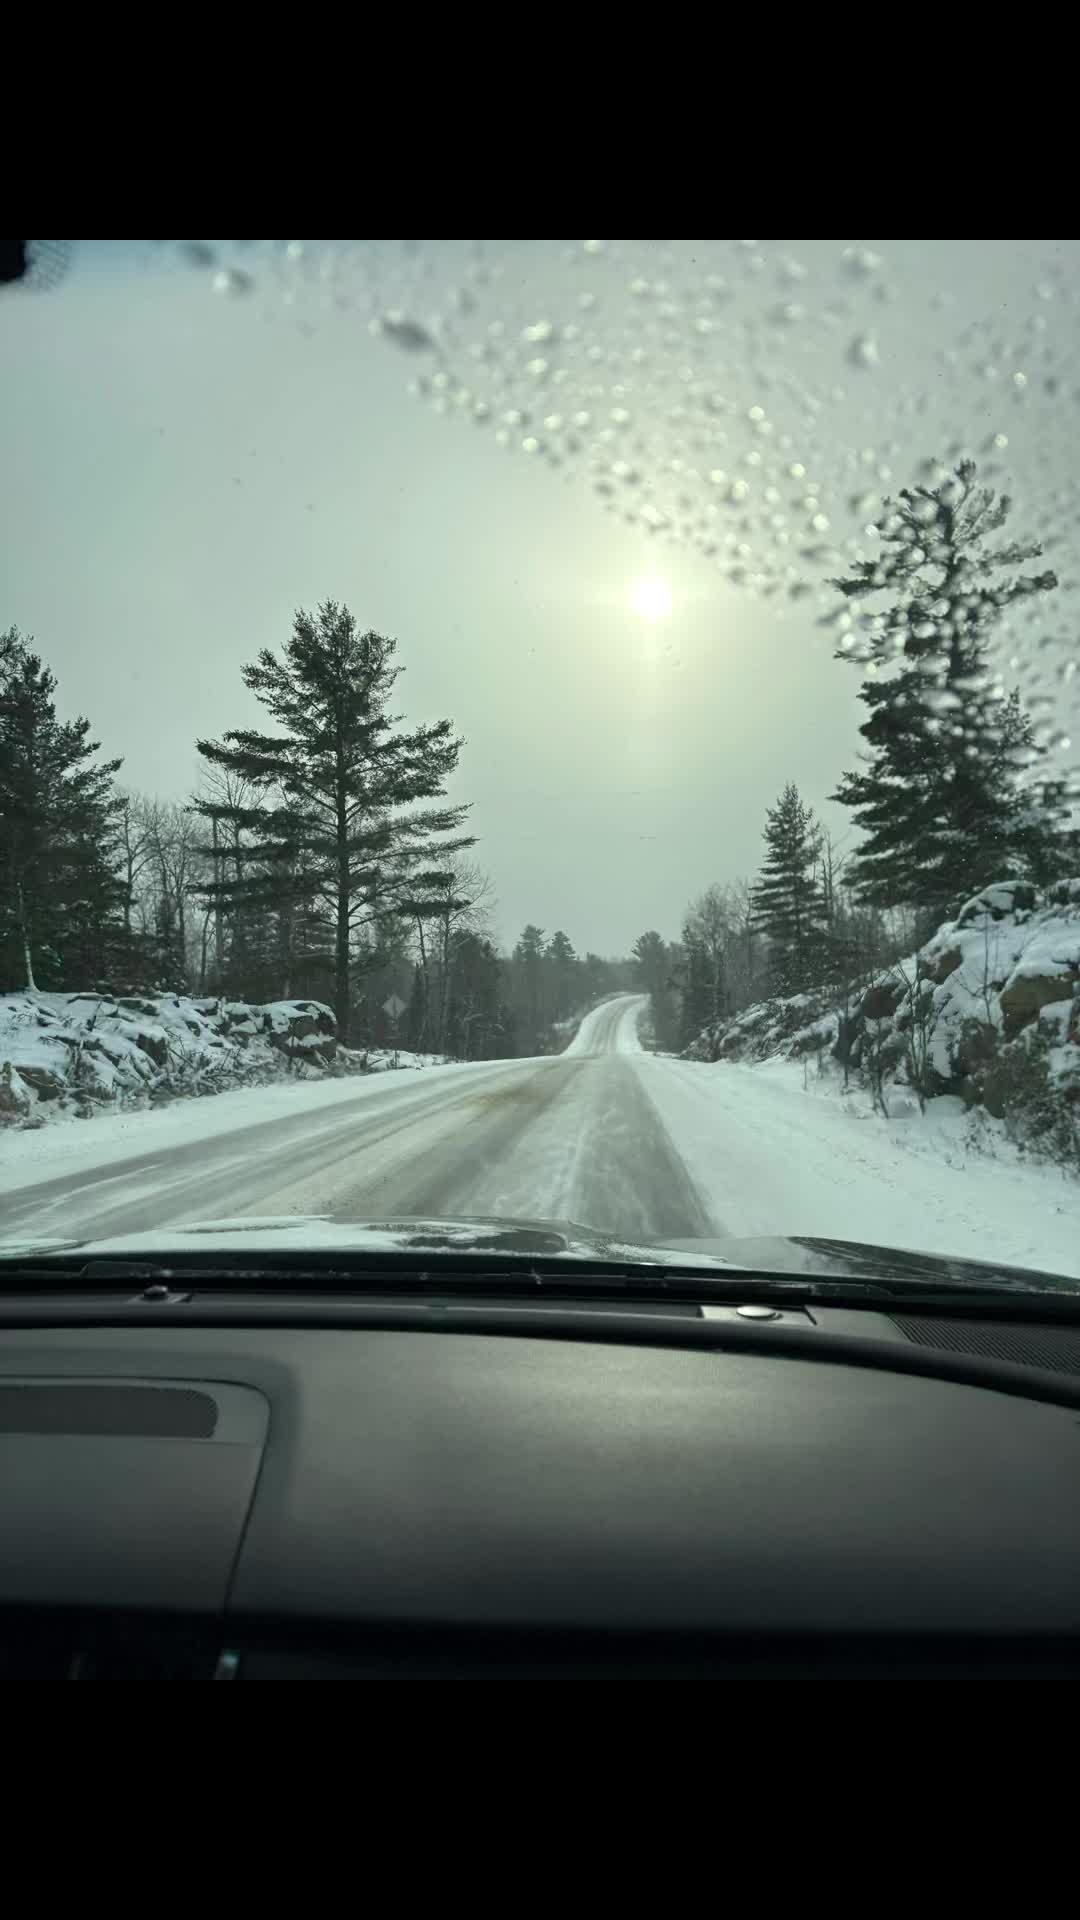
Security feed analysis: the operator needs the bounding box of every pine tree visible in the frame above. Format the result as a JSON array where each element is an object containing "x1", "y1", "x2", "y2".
[
  {"x1": 511, "y1": 924, "x2": 547, "y2": 1049},
  {"x1": 751, "y1": 784, "x2": 826, "y2": 994},
  {"x1": 682, "y1": 884, "x2": 733, "y2": 1028},
  {"x1": 445, "y1": 932, "x2": 505, "y2": 1059},
  {"x1": 190, "y1": 790, "x2": 334, "y2": 1001},
  {"x1": 830, "y1": 461, "x2": 1059, "y2": 915},
  {"x1": 991, "y1": 690, "x2": 1072, "y2": 887},
  {"x1": 195, "y1": 602, "x2": 472, "y2": 1039},
  {"x1": 546, "y1": 930, "x2": 577, "y2": 1020},
  {"x1": 632, "y1": 929, "x2": 679, "y2": 1048},
  {"x1": 678, "y1": 937, "x2": 712, "y2": 1047},
  {"x1": 0, "y1": 627, "x2": 125, "y2": 993}
]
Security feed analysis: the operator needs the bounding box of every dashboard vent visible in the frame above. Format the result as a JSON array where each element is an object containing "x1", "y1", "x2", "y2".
[
  {"x1": 0, "y1": 1383, "x2": 218, "y2": 1438},
  {"x1": 890, "y1": 1316, "x2": 1080, "y2": 1377}
]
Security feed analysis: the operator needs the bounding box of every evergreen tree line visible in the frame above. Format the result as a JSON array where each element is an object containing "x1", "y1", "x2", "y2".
[
  {"x1": 1, "y1": 606, "x2": 631, "y2": 1057},
  {"x1": 2, "y1": 604, "x2": 469, "y2": 1039},
  {"x1": 676, "y1": 460, "x2": 1080, "y2": 1044},
  {"x1": 496, "y1": 926, "x2": 634, "y2": 1058}
]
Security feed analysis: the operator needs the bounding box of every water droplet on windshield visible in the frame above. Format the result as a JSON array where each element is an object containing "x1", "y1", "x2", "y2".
[
  {"x1": 212, "y1": 268, "x2": 255, "y2": 297},
  {"x1": 848, "y1": 334, "x2": 880, "y2": 369},
  {"x1": 376, "y1": 313, "x2": 436, "y2": 353},
  {"x1": 842, "y1": 247, "x2": 884, "y2": 276}
]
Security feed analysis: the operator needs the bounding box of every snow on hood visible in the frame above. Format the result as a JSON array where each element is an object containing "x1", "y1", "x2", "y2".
[
  {"x1": 0, "y1": 1213, "x2": 736, "y2": 1268},
  {"x1": 1, "y1": 1214, "x2": 1079, "y2": 1290}
]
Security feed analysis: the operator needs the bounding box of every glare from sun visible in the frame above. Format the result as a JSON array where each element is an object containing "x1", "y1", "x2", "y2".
[{"x1": 631, "y1": 574, "x2": 673, "y2": 622}]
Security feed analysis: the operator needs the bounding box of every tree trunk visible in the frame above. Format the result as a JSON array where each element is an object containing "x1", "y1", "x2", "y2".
[
  {"x1": 212, "y1": 817, "x2": 224, "y2": 982},
  {"x1": 438, "y1": 912, "x2": 452, "y2": 1053},
  {"x1": 18, "y1": 886, "x2": 37, "y2": 992},
  {"x1": 335, "y1": 755, "x2": 351, "y2": 1041},
  {"x1": 414, "y1": 918, "x2": 430, "y2": 1049},
  {"x1": 176, "y1": 866, "x2": 187, "y2": 974},
  {"x1": 198, "y1": 908, "x2": 211, "y2": 993}
]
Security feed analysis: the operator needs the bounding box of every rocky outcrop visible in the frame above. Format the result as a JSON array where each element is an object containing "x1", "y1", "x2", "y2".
[
  {"x1": 264, "y1": 1001, "x2": 337, "y2": 1062},
  {"x1": 862, "y1": 980, "x2": 904, "y2": 1021},
  {"x1": 0, "y1": 990, "x2": 342, "y2": 1124},
  {"x1": 932, "y1": 947, "x2": 963, "y2": 985},
  {"x1": 954, "y1": 880, "x2": 1037, "y2": 928},
  {"x1": 683, "y1": 877, "x2": 1080, "y2": 1168},
  {"x1": 999, "y1": 973, "x2": 1077, "y2": 1038},
  {"x1": 0, "y1": 989, "x2": 442, "y2": 1129},
  {"x1": 14, "y1": 1064, "x2": 65, "y2": 1100}
]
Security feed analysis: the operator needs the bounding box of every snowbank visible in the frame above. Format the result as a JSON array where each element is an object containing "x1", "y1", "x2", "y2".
[
  {"x1": 646, "y1": 1051, "x2": 1080, "y2": 1280},
  {"x1": 684, "y1": 878, "x2": 1080, "y2": 1170},
  {"x1": 0, "y1": 989, "x2": 440, "y2": 1130}
]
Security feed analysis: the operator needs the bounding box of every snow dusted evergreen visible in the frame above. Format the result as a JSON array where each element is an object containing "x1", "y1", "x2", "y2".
[
  {"x1": 0, "y1": 628, "x2": 126, "y2": 993},
  {"x1": 829, "y1": 461, "x2": 1064, "y2": 915},
  {"x1": 750, "y1": 784, "x2": 828, "y2": 994},
  {"x1": 194, "y1": 602, "x2": 473, "y2": 1042}
]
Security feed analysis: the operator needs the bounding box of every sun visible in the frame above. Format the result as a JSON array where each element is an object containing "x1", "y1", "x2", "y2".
[{"x1": 631, "y1": 574, "x2": 673, "y2": 621}]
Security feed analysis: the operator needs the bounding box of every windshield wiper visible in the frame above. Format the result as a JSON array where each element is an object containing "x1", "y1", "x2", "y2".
[{"x1": 3, "y1": 1250, "x2": 1080, "y2": 1316}]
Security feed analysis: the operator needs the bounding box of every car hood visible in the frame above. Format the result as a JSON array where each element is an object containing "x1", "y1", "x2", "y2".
[{"x1": 0, "y1": 1214, "x2": 1078, "y2": 1293}]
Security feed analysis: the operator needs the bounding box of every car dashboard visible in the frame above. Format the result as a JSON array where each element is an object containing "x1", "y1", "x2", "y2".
[{"x1": 4, "y1": 1288, "x2": 1080, "y2": 1680}]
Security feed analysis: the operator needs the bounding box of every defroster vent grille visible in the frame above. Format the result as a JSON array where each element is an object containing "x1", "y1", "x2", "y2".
[{"x1": 890, "y1": 1316, "x2": 1080, "y2": 1377}]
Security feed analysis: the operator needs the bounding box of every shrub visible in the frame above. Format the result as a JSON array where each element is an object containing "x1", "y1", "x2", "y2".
[{"x1": 986, "y1": 1026, "x2": 1080, "y2": 1170}]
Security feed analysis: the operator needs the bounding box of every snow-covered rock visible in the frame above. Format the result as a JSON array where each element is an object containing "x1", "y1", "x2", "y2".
[
  {"x1": 0, "y1": 990, "x2": 420, "y2": 1129},
  {"x1": 684, "y1": 879, "x2": 1080, "y2": 1169}
]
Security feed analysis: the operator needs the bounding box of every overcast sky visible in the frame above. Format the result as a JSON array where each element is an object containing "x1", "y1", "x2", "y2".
[{"x1": 3, "y1": 240, "x2": 1077, "y2": 955}]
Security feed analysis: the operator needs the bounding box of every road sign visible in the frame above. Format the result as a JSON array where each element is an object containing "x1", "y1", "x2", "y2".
[{"x1": 382, "y1": 994, "x2": 407, "y2": 1022}]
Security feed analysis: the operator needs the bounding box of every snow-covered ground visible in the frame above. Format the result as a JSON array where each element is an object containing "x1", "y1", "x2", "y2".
[
  {"x1": 3, "y1": 991, "x2": 1078, "y2": 1278},
  {"x1": 643, "y1": 1053, "x2": 1080, "y2": 1280}
]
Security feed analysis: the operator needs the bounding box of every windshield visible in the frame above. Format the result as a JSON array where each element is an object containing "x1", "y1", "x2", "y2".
[{"x1": 2, "y1": 239, "x2": 1078, "y2": 1284}]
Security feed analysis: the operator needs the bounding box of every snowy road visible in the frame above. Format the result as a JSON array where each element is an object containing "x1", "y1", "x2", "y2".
[
  {"x1": 1, "y1": 996, "x2": 707, "y2": 1247},
  {"x1": 3, "y1": 991, "x2": 1079, "y2": 1277}
]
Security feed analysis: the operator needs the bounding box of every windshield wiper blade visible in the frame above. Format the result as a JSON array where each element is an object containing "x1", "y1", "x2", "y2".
[
  {"x1": 4, "y1": 1251, "x2": 1080, "y2": 1315},
  {"x1": 0, "y1": 1252, "x2": 754, "y2": 1295}
]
